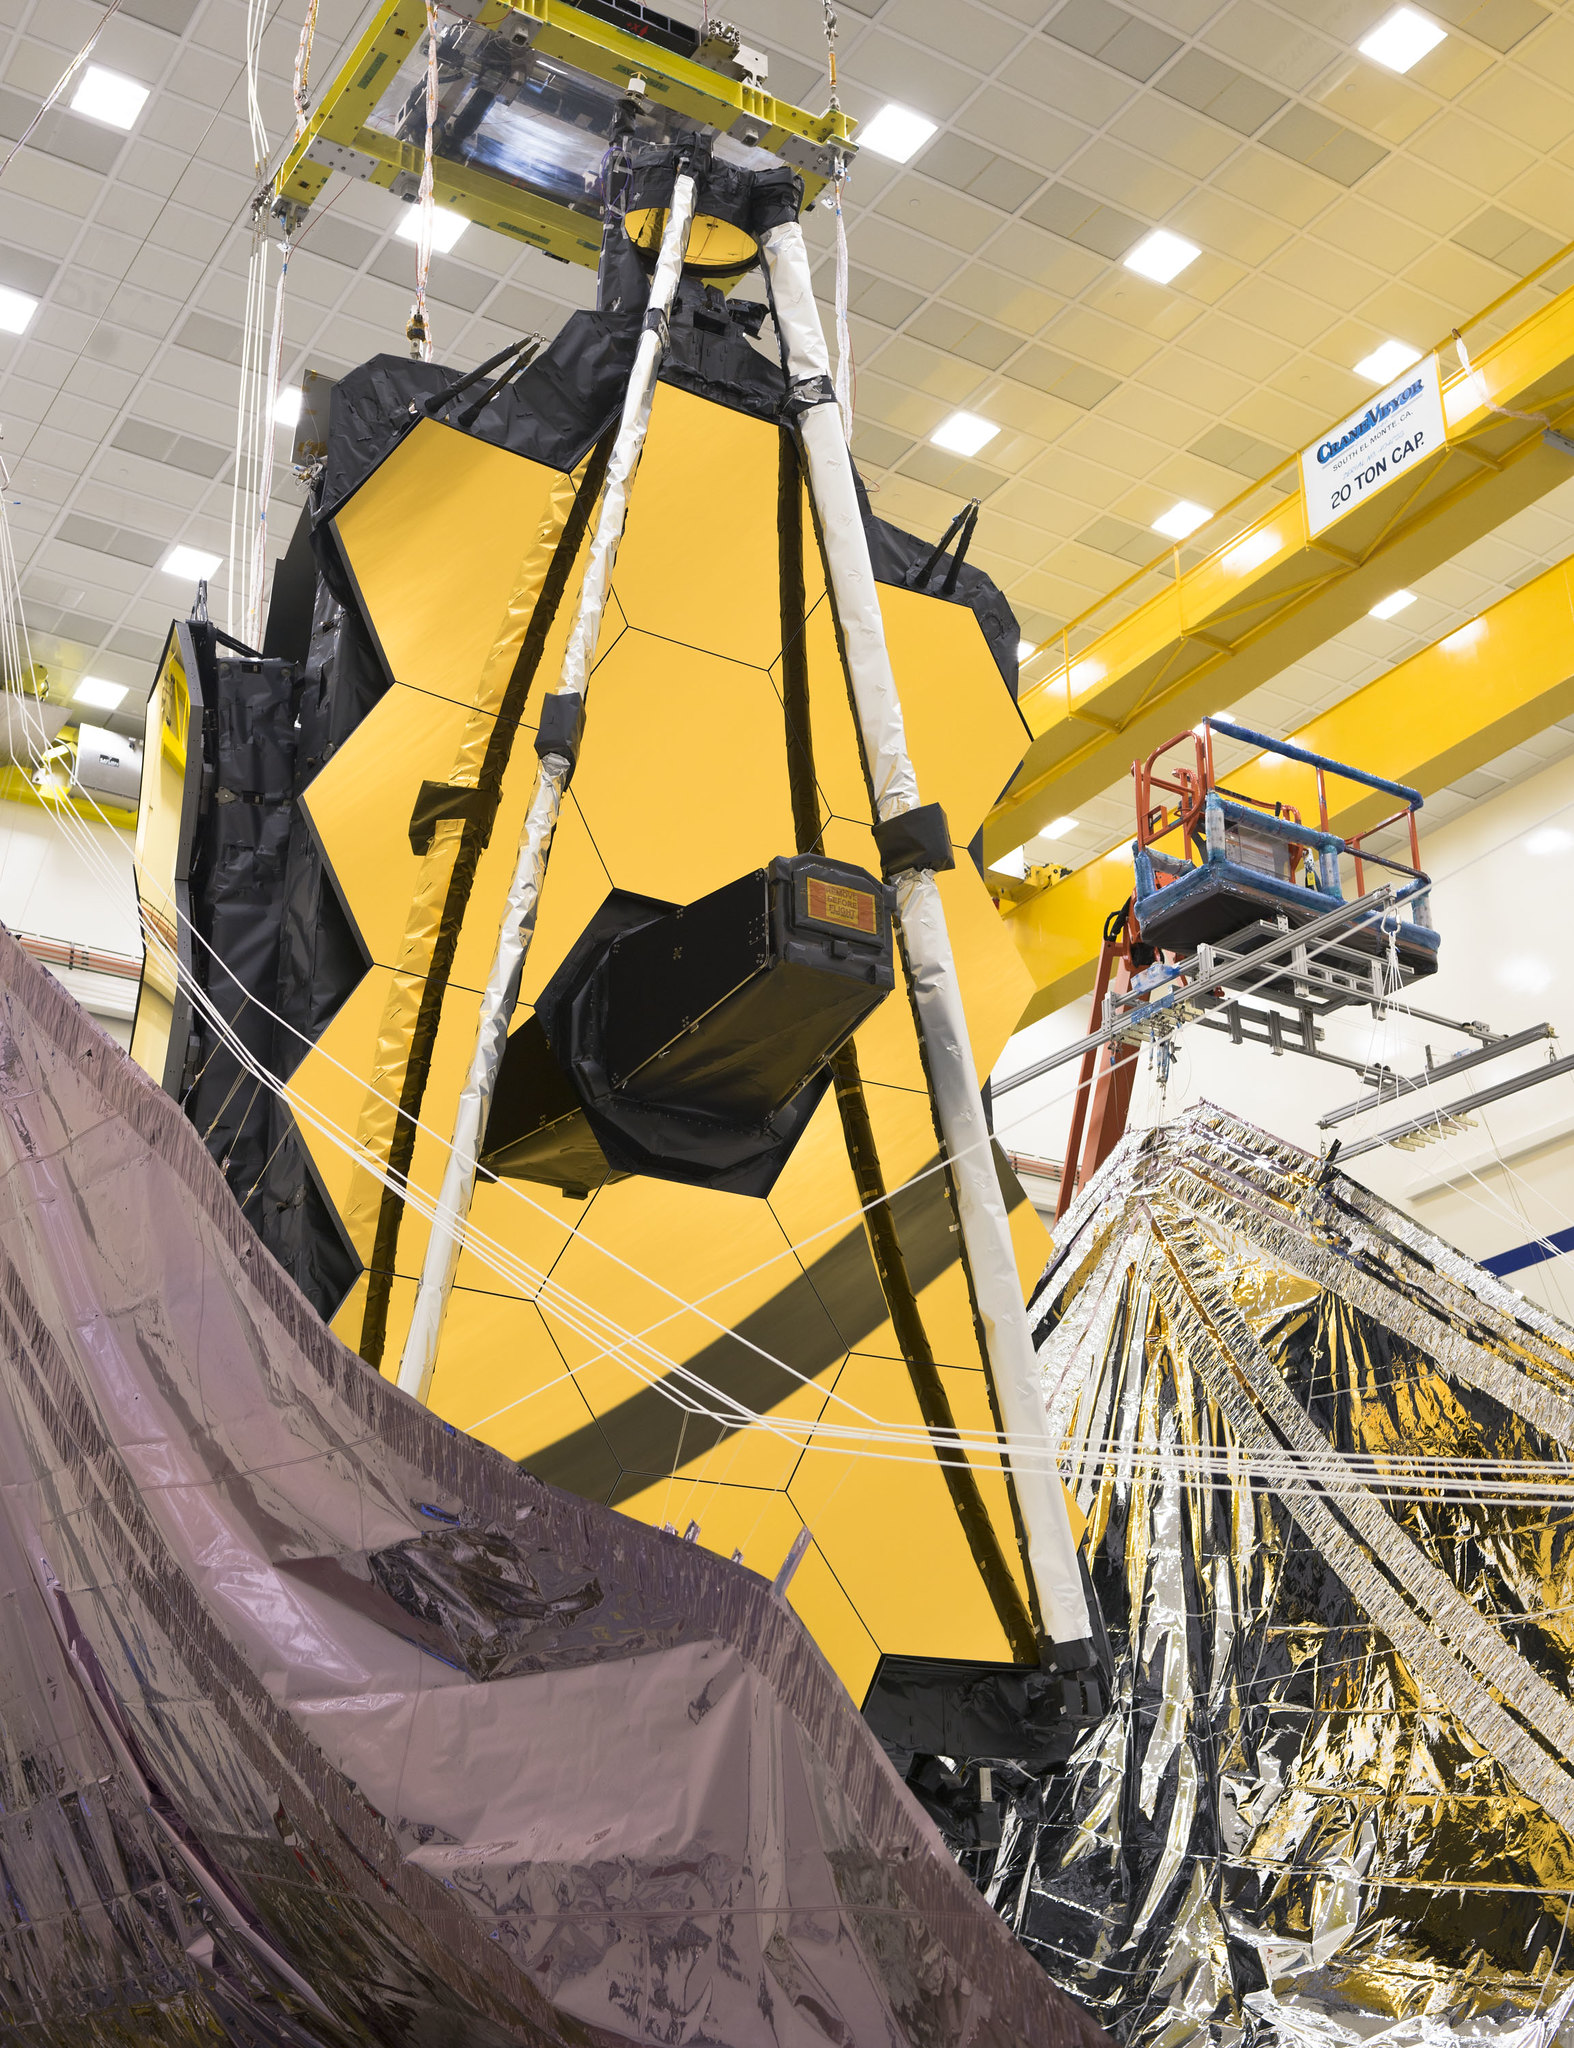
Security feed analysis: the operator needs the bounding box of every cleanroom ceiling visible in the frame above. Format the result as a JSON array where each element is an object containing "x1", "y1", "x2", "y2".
[{"x1": 5, "y1": 0, "x2": 1574, "y2": 868}]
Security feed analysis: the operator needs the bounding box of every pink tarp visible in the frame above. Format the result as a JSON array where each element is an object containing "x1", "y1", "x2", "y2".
[{"x1": 0, "y1": 927, "x2": 1106, "y2": 2048}]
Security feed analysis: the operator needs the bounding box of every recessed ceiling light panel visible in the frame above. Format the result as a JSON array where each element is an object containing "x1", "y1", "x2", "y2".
[
  {"x1": 858, "y1": 103, "x2": 937, "y2": 163},
  {"x1": 1042, "y1": 816, "x2": 1079, "y2": 840},
  {"x1": 1153, "y1": 499, "x2": 1210, "y2": 540},
  {"x1": 1369, "y1": 589, "x2": 1416, "y2": 620},
  {"x1": 73, "y1": 677, "x2": 127, "y2": 712},
  {"x1": 1355, "y1": 338, "x2": 1422, "y2": 383},
  {"x1": 70, "y1": 65, "x2": 149, "y2": 130},
  {"x1": 0, "y1": 286, "x2": 37, "y2": 335},
  {"x1": 931, "y1": 411, "x2": 998, "y2": 457},
  {"x1": 1124, "y1": 229, "x2": 1200, "y2": 285},
  {"x1": 273, "y1": 386, "x2": 303, "y2": 426},
  {"x1": 161, "y1": 544, "x2": 222, "y2": 582},
  {"x1": 394, "y1": 206, "x2": 468, "y2": 253},
  {"x1": 1358, "y1": 6, "x2": 1445, "y2": 73}
]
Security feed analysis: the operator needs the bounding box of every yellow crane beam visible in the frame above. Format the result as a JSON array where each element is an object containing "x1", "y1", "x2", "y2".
[
  {"x1": 986, "y1": 249, "x2": 1574, "y2": 866},
  {"x1": 1001, "y1": 553, "x2": 1574, "y2": 1029}
]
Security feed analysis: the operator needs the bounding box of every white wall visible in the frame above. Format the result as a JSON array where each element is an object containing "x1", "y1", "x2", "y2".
[
  {"x1": 0, "y1": 797, "x2": 139, "y2": 1047},
  {"x1": 995, "y1": 751, "x2": 1574, "y2": 1321}
]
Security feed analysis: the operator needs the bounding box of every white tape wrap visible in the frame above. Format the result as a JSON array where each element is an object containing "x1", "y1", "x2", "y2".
[
  {"x1": 761, "y1": 217, "x2": 1092, "y2": 1652},
  {"x1": 396, "y1": 169, "x2": 698, "y2": 1403},
  {"x1": 397, "y1": 762, "x2": 564, "y2": 1400}
]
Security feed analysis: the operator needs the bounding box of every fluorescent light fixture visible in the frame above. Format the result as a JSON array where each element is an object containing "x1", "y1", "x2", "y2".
[
  {"x1": 1221, "y1": 529, "x2": 1279, "y2": 576},
  {"x1": 72, "y1": 676, "x2": 127, "y2": 713},
  {"x1": 857, "y1": 102, "x2": 937, "y2": 163},
  {"x1": 0, "y1": 286, "x2": 37, "y2": 335},
  {"x1": 395, "y1": 206, "x2": 468, "y2": 253},
  {"x1": 1124, "y1": 229, "x2": 1199, "y2": 285},
  {"x1": 1356, "y1": 338, "x2": 1422, "y2": 384},
  {"x1": 1442, "y1": 616, "x2": 1485, "y2": 651},
  {"x1": 1042, "y1": 816, "x2": 1079, "y2": 840},
  {"x1": 160, "y1": 543, "x2": 222, "y2": 582},
  {"x1": 1523, "y1": 826, "x2": 1573, "y2": 858},
  {"x1": 70, "y1": 64, "x2": 149, "y2": 129},
  {"x1": 1369, "y1": 589, "x2": 1416, "y2": 620},
  {"x1": 990, "y1": 846, "x2": 1028, "y2": 880},
  {"x1": 931, "y1": 410, "x2": 999, "y2": 457},
  {"x1": 1358, "y1": 6, "x2": 1445, "y2": 73},
  {"x1": 1153, "y1": 499, "x2": 1210, "y2": 540},
  {"x1": 1016, "y1": 639, "x2": 1036, "y2": 663},
  {"x1": 273, "y1": 386, "x2": 303, "y2": 426}
]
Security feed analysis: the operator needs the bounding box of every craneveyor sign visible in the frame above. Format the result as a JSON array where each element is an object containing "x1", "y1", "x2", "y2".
[{"x1": 1300, "y1": 353, "x2": 1445, "y2": 538}]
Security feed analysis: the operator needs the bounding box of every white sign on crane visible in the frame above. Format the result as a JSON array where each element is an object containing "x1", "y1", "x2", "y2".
[{"x1": 1301, "y1": 353, "x2": 1445, "y2": 538}]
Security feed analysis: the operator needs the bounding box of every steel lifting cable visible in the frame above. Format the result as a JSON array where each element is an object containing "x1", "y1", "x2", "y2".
[
  {"x1": 820, "y1": 2, "x2": 854, "y2": 444},
  {"x1": 0, "y1": 0, "x2": 130, "y2": 188}
]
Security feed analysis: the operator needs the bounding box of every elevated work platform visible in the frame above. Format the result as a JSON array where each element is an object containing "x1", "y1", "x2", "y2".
[{"x1": 1003, "y1": 552, "x2": 1574, "y2": 1027}]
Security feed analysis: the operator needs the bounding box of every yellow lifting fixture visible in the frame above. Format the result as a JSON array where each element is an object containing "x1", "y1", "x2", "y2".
[{"x1": 270, "y1": 0, "x2": 856, "y2": 265}]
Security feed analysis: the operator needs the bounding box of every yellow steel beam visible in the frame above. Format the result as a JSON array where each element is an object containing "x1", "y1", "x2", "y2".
[
  {"x1": 274, "y1": 0, "x2": 854, "y2": 262},
  {"x1": 1002, "y1": 552, "x2": 1574, "y2": 1029},
  {"x1": 986, "y1": 250, "x2": 1574, "y2": 866},
  {"x1": 0, "y1": 765, "x2": 135, "y2": 831}
]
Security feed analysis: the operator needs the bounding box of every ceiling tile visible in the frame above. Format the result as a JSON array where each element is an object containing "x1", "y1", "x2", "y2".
[
  {"x1": 1071, "y1": 134, "x2": 1194, "y2": 214},
  {"x1": 844, "y1": 215, "x2": 962, "y2": 293},
  {"x1": 1043, "y1": 0, "x2": 1183, "y2": 81},
  {"x1": 1426, "y1": 0, "x2": 1547, "y2": 55},
  {"x1": 939, "y1": 261, "x2": 1063, "y2": 334},
  {"x1": 1008, "y1": 34, "x2": 1138, "y2": 123},
  {"x1": 1407, "y1": 109, "x2": 1536, "y2": 196},
  {"x1": 1202, "y1": 1, "x2": 1341, "y2": 92},
  {"x1": 1260, "y1": 103, "x2": 1387, "y2": 187},
  {"x1": 1023, "y1": 181, "x2": 1146, "y2": 257},
  {"x1": 1107, "y1": 93, "x2": 1241, "y2": 176},
  {"x1": 1084, "y1": 268, "x2": 1203, "y2": 340},
  {"x1": 1212, "y1": 144, "x2": 1335, "y2": 226},
  {"x1": 1315, "y1": 60, "x2": 1433, "y2": 146},
  {"x1": 842, "y1": 26, "x2": 982, "y2": 117},
  {"x1": 953, "y1": 84, "x2": 1086, "y2": 170},
  {"x1": 1347, "y1": 153, "x2": 1480, "y2": 233},
  {"x1": 879, "y1": 0, "x2": 1025, "y2": 69},
  {"x1": 1156, "y1": 46, "x2": 1288, "y2": 134}
]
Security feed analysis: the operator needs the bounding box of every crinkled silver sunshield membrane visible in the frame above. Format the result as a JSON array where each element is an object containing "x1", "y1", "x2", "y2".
[{"x1": 1013, "y1": 1102, "x2": 1574, "y2": 2047}]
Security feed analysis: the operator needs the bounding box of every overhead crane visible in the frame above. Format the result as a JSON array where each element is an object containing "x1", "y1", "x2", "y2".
[{"x1": 985, "y1": 250, "x2": 1574, "y2": 869}]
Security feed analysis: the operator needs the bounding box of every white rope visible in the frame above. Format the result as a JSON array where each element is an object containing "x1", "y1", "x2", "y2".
[
  {"x1": 831, "y1": 160, "x2": 854, "y2": 445},
  {"x1": 246, "y1": 233, "x2": 292, "y2": 650},
  {"x1": 407, "y1": 0, "x2": 439, "y2": 361},
  {"x1": 12, "y1": 731, "x2": 1574, "y2": 1511},
  {"x1": 291, "y1": 0, "x2": 320, "y2": 140}
]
